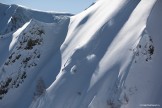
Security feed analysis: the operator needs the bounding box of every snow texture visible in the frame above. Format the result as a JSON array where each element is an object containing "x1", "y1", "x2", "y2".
[{"x1": 0, "y1": 0, "x2": 162, "y2": 108}]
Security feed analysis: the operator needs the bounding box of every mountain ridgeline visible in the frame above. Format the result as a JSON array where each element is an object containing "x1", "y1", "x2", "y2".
[{"x1": 0, "y1": 0, "x2": 162, "y2": 108}]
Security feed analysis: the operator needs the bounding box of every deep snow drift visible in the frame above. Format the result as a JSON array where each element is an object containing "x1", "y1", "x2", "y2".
[{"x1": 0, "y1": 0, "x2": 162, "y2": 108}]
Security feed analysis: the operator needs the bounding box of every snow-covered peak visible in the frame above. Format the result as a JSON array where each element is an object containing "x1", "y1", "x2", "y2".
[
  {"x1": 0, "y1": 16, "x2": 70, "y2": 107},
  {"x1": 0, "y1": 0, "x2": 162, "y2": 108},
  {"x1": 0, "y1": 3, "x2": 72, "y2": 35}
]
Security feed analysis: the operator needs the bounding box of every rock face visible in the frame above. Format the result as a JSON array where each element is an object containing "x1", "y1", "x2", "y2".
[{"x1": 0, "y1": 0, "x2": 162, "y2": 108}]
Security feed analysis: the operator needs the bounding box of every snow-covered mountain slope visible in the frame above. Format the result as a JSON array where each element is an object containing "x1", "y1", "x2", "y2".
[
  {"x1": 0, "y1": 3, "x2": 71, "y2": 108},
  {"x1": 0, "y1": 3, "x2": 72, "y2": 35},
  {"x1": 0, "y1": 0, "x2": 162, "y2": 108},
  {"x1": 0, "y1": 18, "x2": 70, "y2": 108}
]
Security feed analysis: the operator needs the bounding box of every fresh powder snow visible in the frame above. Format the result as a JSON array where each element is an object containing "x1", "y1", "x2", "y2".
[{"x1": 0, "y1": 0, "x2": 161, "y2": 108}]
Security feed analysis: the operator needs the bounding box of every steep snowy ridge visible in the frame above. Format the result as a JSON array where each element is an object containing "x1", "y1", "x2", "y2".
[
  {"x1": 0, "y1": 17, "x2": 70, "y2": 108},
  {"x1": 0, "y1": 0, "x2": 162, "y2": 108},
  {"x1": 0, "y1": 3, "x2": 72, "y2": 35},
  {"x1": 30, "y1": 0, "x2": 161, "y2": 108}
]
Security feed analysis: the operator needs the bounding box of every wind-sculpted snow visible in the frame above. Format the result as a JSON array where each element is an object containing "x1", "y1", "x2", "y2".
[
  {"x1": 0, "y1": 0, "x2": 162, "y2": 108},
  {"x1": 30, "y1": 0, "x2": 161, "y2": 108}
]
